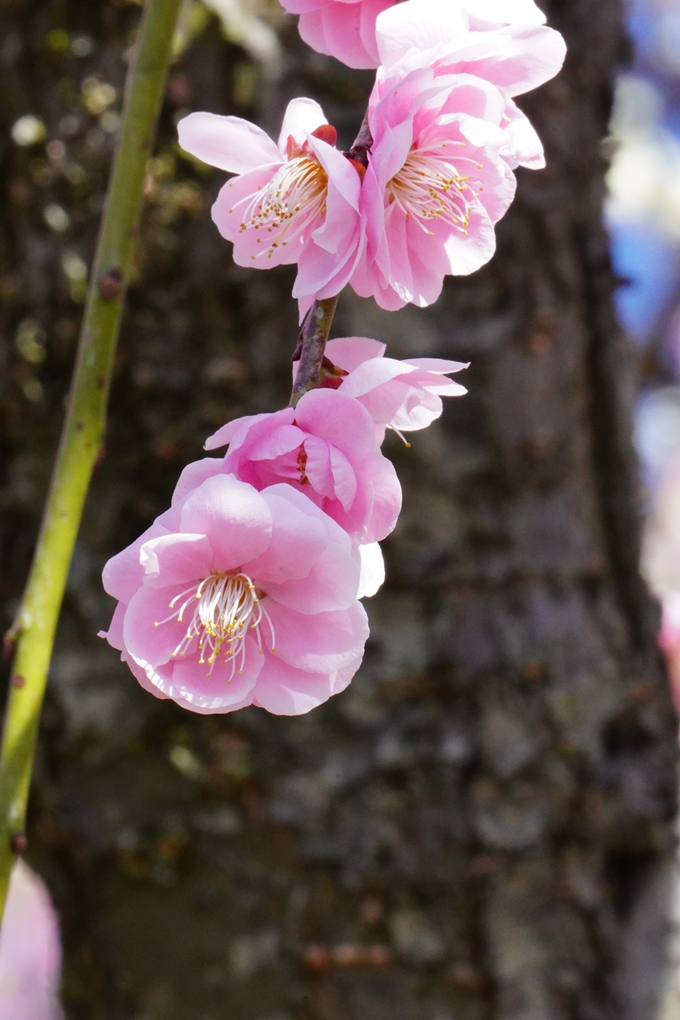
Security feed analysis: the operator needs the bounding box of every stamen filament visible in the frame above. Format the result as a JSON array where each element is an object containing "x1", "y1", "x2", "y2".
[
  {"x1": 230, "y1": 155, "x2": 328, "y2": 260},
  {"x1": 386, "y1": 142, "x2": 479, "y2": 236},
  {"x1": 154, "y1": 572, "x2": 276, "y2": 680}
]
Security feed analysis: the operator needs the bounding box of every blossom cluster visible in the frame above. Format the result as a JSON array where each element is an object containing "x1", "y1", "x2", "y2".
[
  {"x1": 102, "y1": 0, "x2": 565, "y2": 715},
  {"x1": 178, "y1": 0, "x2": 565, "y2": 312},
  {"x1": 102, "y1": 341, "x2": 467, "y2": 714}
]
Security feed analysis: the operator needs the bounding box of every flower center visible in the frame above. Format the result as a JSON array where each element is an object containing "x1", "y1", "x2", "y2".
[
  {"x1": 230, "y1": 155, "x2": 328, "y2": 260},
  {"x1": 155, "y1": 572, "x2": 275, "y2": 680},
  {"x1": 386, "y1": 143, "x2": 481, "y2": 236}
]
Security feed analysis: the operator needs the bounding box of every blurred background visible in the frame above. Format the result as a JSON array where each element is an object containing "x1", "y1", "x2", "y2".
[{"x1": 0, "y1": 1, "x2": 679, "y2": 1019}]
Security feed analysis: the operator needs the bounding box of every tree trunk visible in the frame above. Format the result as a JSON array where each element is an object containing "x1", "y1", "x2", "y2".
[{"x1": 0, "y1": 1, "x2": 677, "y2": 1018}]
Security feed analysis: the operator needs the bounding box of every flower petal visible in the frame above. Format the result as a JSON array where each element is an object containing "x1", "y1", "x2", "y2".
[
  {"x1": 295, "y1": 389, "x2": 376, "y2": 460},
  {"x1": 172, "y1": 457, "x2": 224, "y2": 504},
  {"x1": 123, "y1": 585, "x2": 193, "y2": 670},
  {"x1": 278, "y1": 97, "x2": 327, "y2": 151},
  {"x1": 266, "y1": 600, "x2": 369, "y2": 673},
  {"x1": 325, "y1": 336, "x2": 387, "y2": 371},
  {"x1": 178, "y1": 111, "x2": 281, "y2": 173},
  {"x1": 140, "y1": 533, "x2": 213, "y2": 589},
  {"x1": 0, "y1": 861, "x2": 62, "y2": 1020},
  {"x1": 170, "y1": 632, "x2": 262, "y2": 712},
  {"x1": 244, "y1": 489, "x2": 328, "y2": 583},
  {"x1": 180, "y1": 475, "x2": 272, "y2": 572},
  {"x1": 253, "y1": 657, "x2": 335, "y2": 715}
]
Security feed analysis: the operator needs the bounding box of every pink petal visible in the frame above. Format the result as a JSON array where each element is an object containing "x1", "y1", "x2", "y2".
[
  {"x1": 249, "y1": 424, "x2": 306, "y2": 461},
  {"x1": 265, "y1": 540, "x2": 361, "y2": 613},
  {"x1": 295, "y1": 389, "x2": 376, "y2": 460},
  {"x1": 172, "y1": 457, "x2": 225, "y2": 503},
  {"x1": 244, "y1": 488, "x2": 329, "y2": 583},
  {"x1": 376, "y1": 0, "x2": 467, "y2": 68},
  {"x1": 0, "y1": 861, "x2": 62, "y2": 1020},
  {"x1": 178, "y1": 112, "x2": 281, "y2": 173},
  {"x1": 340, "y1": 357, "x2": 413, "y2": 398},
  {"x1": 325, "y1": 336, "x2": 386, "y2": 371},
  {"x1": 204, "y1": 413, "x2": 272, "y2": 452},
  {"x1": 362, "y1": 451, "x2": 402, "y2": 543},
  {"x1": 329, "y1": 445, "x2": 357, "y2": 511},
  {"x1": 122, "y1": 651, "x2": 172, "y2": 702},
  {"x1": 404, "y1": 358, "x2": 469, "y2": 374},
  {"x1": 101, "y1": 601, "x2": 126, "y2": 651},
  {"x1": 299, "y1": 5, "x2": 376, "y2": 68},
  {"x1": 139, "y1": 533, "x2": 213, "y2": 589},
  {"x1": 180, "y1": 475, "x2": 272, "y2": 572},
  {"x1": 170, "y1": 632, "x2": 263, "y2": 712},
  {"x1": 501, "y1": 98, "x2": 545, "y2": 167},
  {"x1": 102, "y1": 517, "x2": 172, "y2": 603},
  {"x1": 331, "y1": 648, "x2": 364, "y2": 694},
  {"x1": 266, "y1": 600, "x2": 369, "y2": 673},
  {"x1": 123, "y1": 584, "x2": 193, "y2": 670},
  {"x1": 252, "y1": 657, "x2": 334, "y2": 715},
  {"x1": 278, "y1": 97, "x2": 327, "y2": 151},
  {"x1": 302, "y1": 435, "x2": 334, "y2": 497}
]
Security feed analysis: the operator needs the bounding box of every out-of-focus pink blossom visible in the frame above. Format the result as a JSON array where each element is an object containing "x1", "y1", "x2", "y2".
[
  {"x1": 279, "y1": 0, "x2": 564, "y2": 75},
  {"x1": 0, "y1": 861, "x2": 63, "y2": 1020},
  {"x1": 102, "y1": 474, "x2": 369, "y2": 716},
  {"x1": 178, "y1": 98, "x2": 364, "y2": 305},
  {"x1": 642, "y1": 454, "x2": 680, "y2": 715},
  {"x1": 350, "y1": 67, "x2": 518, "y2": 310},
  {"x1": 205, "y1": 389, "x2": 402, "y2": 545},
  {"x1": 323, "y1": 336, "x2": 468, "y2": 439}
]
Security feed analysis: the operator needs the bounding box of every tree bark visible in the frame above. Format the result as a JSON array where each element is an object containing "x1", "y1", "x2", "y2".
[{"x1": 0, "y1": 1, "x2": 677, "y2": 1019}]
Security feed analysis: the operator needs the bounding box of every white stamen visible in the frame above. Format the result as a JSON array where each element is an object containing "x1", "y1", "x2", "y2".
[
  {"x1": 386, "y1": 142, "x2": 480, "y2": 236},
  {"x1": 154, "y1": 572, "x2": 276, "y2": 681},
  {"x1": 230, "y1": 155, "x2": 328, "y2": 260}
]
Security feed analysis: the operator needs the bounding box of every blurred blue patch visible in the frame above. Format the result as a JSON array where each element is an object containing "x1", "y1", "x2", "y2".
[{"x1": 610, "y1": 223, "x2": 679, "y2": 341}]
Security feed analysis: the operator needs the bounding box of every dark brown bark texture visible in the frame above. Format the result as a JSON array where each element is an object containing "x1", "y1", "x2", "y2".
[{"x1": 0, "y1": 1, "x2": 678, "y2": 1018}]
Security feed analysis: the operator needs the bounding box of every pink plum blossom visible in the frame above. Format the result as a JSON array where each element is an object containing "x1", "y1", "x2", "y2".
[
  {"x1": 177, "y1": 98, "x2": 364, "y2": 305},
  {"x1": 350, "y1": 67, "x2": 519, "y2": 310},
  {"x1": 323, "y1": 336, "x2": 468, "y2": 440},
  {"x1": 0, "y1": 861, "x2": 63, "y2": 1020},
  {"x1": 373, "y1": 0, "x2": 566, "y2": 170},
  {"x1": 205, "y1": 388, "x2": 402, "y2": 545},
  {"x1": 279, "y1": 0, "x2": 564, "y2": 75},
  {"x1": 102, "y1": 473, "x2": 369, "y2": 715}
]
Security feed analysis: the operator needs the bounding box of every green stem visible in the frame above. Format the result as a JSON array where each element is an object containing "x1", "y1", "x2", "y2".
[
  {"x1": 0, "y1": 0, "x2": 182, "y2": 920},
  {"x1": 290, "y1": 296, "x2": 340, "y2": 406}
]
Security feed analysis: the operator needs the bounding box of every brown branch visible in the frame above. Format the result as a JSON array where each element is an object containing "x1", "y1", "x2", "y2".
[{"x1": 290, "y1": 296, "x2": 339, "y2": 406}]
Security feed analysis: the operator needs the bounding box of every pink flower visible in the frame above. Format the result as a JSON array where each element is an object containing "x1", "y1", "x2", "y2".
[
  {"x1": 279, "y1": 0, "x2": 564, "y2": 75},
  {"x1": 350, "y1": 67, "x2": 518, "y2": 310},
  {"x1": 102, "y1": 473, "x2": 369, "y2": 715},
  {"x1": 205, "y1": 388, "x2": 402, "y2": 545},
  {"x1": 177, "y1": 98, "x2": 364, "y2": 304},
  {"x1": 324, "y1": 336, "x2": 468, "y2": 439},
  {"x1": 373, "y1": 0, "x2": 566, "y2": 170},
  {"x1": 0, "y1": 861, "x2": 63, "y2": 1020}
]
